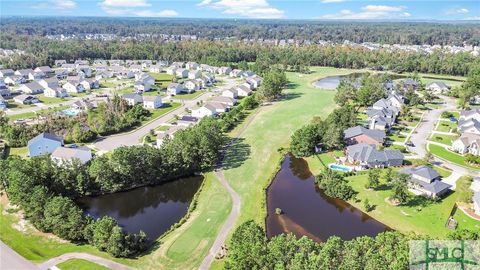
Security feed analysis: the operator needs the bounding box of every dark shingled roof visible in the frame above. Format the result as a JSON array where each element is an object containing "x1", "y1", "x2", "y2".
[{"x1": 344, "y1": 126, "x2": 386, "y2": 143}]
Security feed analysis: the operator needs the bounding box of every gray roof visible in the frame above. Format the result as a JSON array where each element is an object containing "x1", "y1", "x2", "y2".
[
  {"x1": 400, "y1": 166, "x2": 440, "y2": 182},
  {"x1": 427, "y1": 81, "x2": 449, "y2": 89},
  {"x1": 373, "y1": 98, "x2": 390, "y2": 109},
  {"x1": 122, "y1": 93, "x2": 142, "y2": 100},
  {"x1": 346, "y1": 143, "x2": 403, "y2": 164},
  {"x1": 344, "y1": 126, "x2": 386, "y2": 143},
  {"x1": 28, "y1": 132, "x2": 63, "y2": 145},
  {"x1": 23, "y1": 81, "x2": 44, "y2": 90}
]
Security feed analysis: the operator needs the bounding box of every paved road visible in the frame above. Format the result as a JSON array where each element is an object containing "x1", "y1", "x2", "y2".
[
  {"x1": 94, "y1": 79, "x2": 238, "y2": 152},
  {"x1": 199, "y1": 109, "x2": 261, "y2": 270},
  {"x1": 408, "y1": 96, "x2": 479, "y2": 177},
  {"x1": 38, "y1": 253, "x2": 133, "y2": 270},
  {"x1": 0, "y1": 241, "x2": 38, "y2": 270}
]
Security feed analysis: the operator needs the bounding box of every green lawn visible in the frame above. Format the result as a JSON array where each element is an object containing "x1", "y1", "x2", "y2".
[
  {"x1": 452, "y1": 208, "x2": 480, "y2": 231},
  {"x1": 7, "y1": 102, "x2": 34, "y2": 110},
  {"x1": 387, "y1": 133, "x2": 407, "y2": 143},
  {"x1": 139, "y1": 102, "x2": 181, "y2": 126},
  {"x1": 436, "y1": 120, "x2": 457, "y2": 133},
  {"x1": 148, "y1": 72, "x2": 174, "y2": 89},
  {"x1": 429, "y1": 133, "x2": 458, "y2": 146},
  {"x1": 100, "y1": 79, "x2": 116, "y2": 88},
  {"x1": 6, "y1": 146, "x2": 28, "y2": 157},
  {"x1": 173, "y1": 91, "x2": 204, "y2": 100},
  {"x1": 428, "y1": 144, "x2": 480, "y2": 170},
  {"x1": 343, "y1": 171, "x2": 477, "y2": 238},
  {"x1": 155, "y1": 125, "x2": 171, "y2": 132},
  {"x1": 305, "y1": 151, "x2": 344, "y2": 175},
  {"x1": 7, "y1": 112, "x2": 36, "y2": 121},
  {"x1": 421, "y1": 77, "x2": 464, "y2": 88},
  {"x1": 57, "y1": 259, "x2": 111, "y2": 270},
  {"x1": 36, "y1": 94, "x2": 67, "y2": 104},
  {"x1": 434, "y1": 166, "x2": 453, "y2": 178}
]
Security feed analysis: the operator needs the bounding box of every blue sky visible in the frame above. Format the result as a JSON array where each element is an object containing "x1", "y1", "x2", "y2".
[{"x1": 0, "y1": 0, "x2": 479, "y2": 20}]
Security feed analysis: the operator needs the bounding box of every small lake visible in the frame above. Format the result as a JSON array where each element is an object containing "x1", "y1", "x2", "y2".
[
  {"x1": 78, "y1": 176, "x2": 203, "y2": 241},
  {"x1": 266, "y1": 154, "x2": 389, "y2": 242},
  {"x1": 312, "y1": 73, "x2": 364, "y2": 90}
]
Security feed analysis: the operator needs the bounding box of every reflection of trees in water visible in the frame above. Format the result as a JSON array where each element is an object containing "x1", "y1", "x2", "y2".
[
  {"x1": 288, "y1": 154, "x2": 312, "y2": 180},
  {"x1": 79, "y1": 176, "x2": 203, "y2": 218}
]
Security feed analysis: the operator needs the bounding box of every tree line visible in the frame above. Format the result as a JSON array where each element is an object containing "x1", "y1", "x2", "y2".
[
  {"x1": 224, "y1": 220, "x2": 479, "y2": 270},
  {"x1": 0, "y1": 118, "x2": 224, "y2": 257},
  {"x1": 1, "y1": 18, "x2": 479, "y2": 45},
  {"x1": 0, "y1": 35, "x2": 478, "y2": 76}
]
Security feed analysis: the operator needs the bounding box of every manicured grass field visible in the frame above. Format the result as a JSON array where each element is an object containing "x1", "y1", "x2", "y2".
[
  {"x1": 428, "y1": 144, "x2": 480, "y2": 170},
  {"x1": 139, "y1": 103, "x2": 181, "y2": 126},
  {"x1": 452, "y1": 208, "x2": 480, "y2": 231},
  {"x1": 36, "y1": 94, "x2": 67, "y2": 104},
  {"x1": 436, "y1": 120, "x2": 457, "y2": 133},
  {"x1": 6, "y1": 146, "x2": 28, "y2": 157},
  {"x1": 173, "y1": 91, "x2": 204, "y2": 100},
  {"x1": 429, "y1": 133, "x2": 458, "y2": 146},
  {"x1": 57, "y1": 259, "x2": 111, "y2": 270},
  {"x1": 344, "y1": 172, "x2": 477, "y2": 238},
  {"x1": 434, "y1": 166, "x2": 453, "y2": 178},
  {"x1": 388, "y1": 133, "x2": 407, "y2": 143},
  {"x1": 148, "y1": 72, "x2": 174, "y2": 88},
  {"x1": 100, "y1": 79, "x2": 116, "y2": 88}
]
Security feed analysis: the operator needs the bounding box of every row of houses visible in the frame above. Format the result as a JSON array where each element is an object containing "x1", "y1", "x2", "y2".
[
  {"x1": 452, "y1": 109, "x2": 480, "y2": 156},
  {"x1": 121, "y1": 93, "x2": 163, "y2": 109}
]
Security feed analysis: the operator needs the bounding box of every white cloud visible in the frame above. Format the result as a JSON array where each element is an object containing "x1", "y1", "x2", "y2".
[
  {"x1": 34, "y1": 0, "x2": 77, "y2": 10},
  {"x1": 197, "y1": 0, "x2": 212, "y2": 7},
  {"x1": 199, "y1": 0, "x2": 285, "y2": 19},
  {"x1": 133, "y1": 9, "x2": 179, "y2": 17},
  {"x1": 320, "y1": 0, "x2": 345, "y2": 3},
  {"x1": 321, "y1": 5, "x2": 411, "y2": 20},
  {"x1": 445, "y1": 8, "x2": 469, "y2": 15},
  {"x1": 100, "y1": 0, "x2": 150, "y2": 8}
]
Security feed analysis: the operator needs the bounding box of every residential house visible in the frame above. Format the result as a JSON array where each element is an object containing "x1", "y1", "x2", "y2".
[
  {"x1": 129, "y1": 64, "x2": 143, "y2": 73},
  {"x1": 246, "y1": 76, "x2": 262, "y2": 89},
  {"x1": 185, "y1": 62, "x2": 199, "y2": 70},
  {"x1": 77, "y1": 65, "x2": 92, "y2": 77},
  {"x1": 236, "y1": 85, "x2": 252, "y2": 97},
  {"x1": 241, "y1": 71, "x2": 255, "y2": 78},
  {"x1": 452, "y1": 133, "x2": 480, "y2": 155},
  {"x1": 4, "y1": 75, "x2": 25, "y2": 85},
  {"x1": 188, "y1": 70, "x2": 202, "y2": 80},
  {"x1": 121, "y1": 93, "x2": 143, "y2": 106},
  {"x1": 222, "y1": 89, "x2": 238, "y2": 99},
  {"x1": 474, "y1": 192, "x2": 480, "y2": 215},
  {"x1": 218, "y1": 67, "x2": 232, "y2": 76},
  {"x1": 20, "y1": 82, "x2": 44, "y2": 94},
  {"x1": 211, "y1": 96, "x2": 236, "y2": 107},
  {"x1": 230, "y1": 69, "x2": 244, "y2": 78},
  {"x1": 0, "y1": 96, "x2": 7, "y2": 110},
  {"x1": 15, "y1": 69, "x2": 34, "y2": 79},
  {"x1": 14, "y1": 94, "x2": 39, "y2": 104},
  {"x1": 34, "y1": 66, "x2": 53, "y2": 75},
  {"x1": 63, "y1": 81, "x2": 85, "y2": 93},
  {"x1": 0, "y1": 80, "x2": 11, "y2": 97},
  {"x1": 80, "y1": 78, "x2": 100, "y2": 90},
  {"x1": 165, "y1": 66, "x2": 178, "y2": 76},
  {"x1": 171, "y1": 62, "x2": 184, "y2": 68},
  {"x1": 51, "y1": 146, "x2": 92, "y2": 166},
  {"x1": 143, "y1": 95, "x2": 163, "y2": 109},
  {"x1": 38, "y1": 77, "x2": 59, "y2": 89},
  {"x1": 149, "y1": 64, "x2": 163, "y2": 73},
  {"x1": 202, "y1": 74, "x2": 216, "y2": 86},
  {"x1": 55, "y1": 69, "x2": 68, "y2": 80},
  {"x1": 426, "y1": 82, "x2": 450, "y2": 94},
  {"x1": 156, "y1": 125, "x2": 187, "y2": 146},
  {"x1": 94, "y1": 65, "x2": 108, "y2": 72},
  {"x1": 184, "y1": 80, "x2": 200, "y2": 92},
  {"x1": 175, "y1": 68, "x2": 188, "y2": 78},
  {"x1": 54, "y1": 60, "x2": 67, "y2": 66},
  {"x1": 0, "y1": 69, "x2": 14, "y2": 77},
  {"x1": 27, "y1": 132, "x2": 64, "y2": 157},
  {"x1": 346, "y1": 143, "x2": 404, "y2": 168},
  {"x1": 108, "y1": 59, "x2": 123, "y2": 66},
  {"x1": 402, "y1": 78, "x2": 421, "y2": 91},
  {"x1": 191, "y1": 102, "x2": 228, "y2": 118},
  {"x1": 167, "y1": 83, "x2": 184, "y2": 96},
  {"x1": 71, "y1": 99, "x2": 97, "y2": 111},
  {"x1": 44, "y1": 87, "x2": 68, "y2": 98},
  {"x1": 140, "y1": 60, "x2": 153, "y2": 69},
  {"x1": 61, "y1": 63, "x2": 77, "y2": 72},
  {"x1": 177, "y1": 115, "x2": 199, "y2": 126},
  {"x1": 400, "y1": 166, "x2": 452, "y2": 198},
  {"x1": 344, "y1": 126, "x2": 386, "y2": 146},
  {"x1": 74, "y1": 60, "x2": 89, "y2": 66},
  {"x1": 93, "y1": 59, "x2": 107, "y2": 65}
]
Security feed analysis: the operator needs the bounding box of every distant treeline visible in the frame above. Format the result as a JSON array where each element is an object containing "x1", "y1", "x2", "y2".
[
  {"x1": 1, "y1": 17, "x2": 479, "y2": 45},
  {"x1": 0, "y1": 36, "x2": 478, "y2": 76}
]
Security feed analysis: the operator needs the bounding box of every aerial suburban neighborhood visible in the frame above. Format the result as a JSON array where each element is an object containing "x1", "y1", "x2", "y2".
[{"x1": 0, "y1": 2, "x2": 479, "y2": 270}]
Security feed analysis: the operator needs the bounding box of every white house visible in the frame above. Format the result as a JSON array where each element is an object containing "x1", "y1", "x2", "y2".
[
  {"x1": 34, "y1": 66, "x2": 53, "y2": 75},
  {"x1": 77, "y1": 65, "x2": 92, "y2": 77},
  {"x1": 80, "y1": 78, "x2": 100, "y2": 90},
  {"x1": 149, "y1": 64, "x2": 163, "y2": 73},
  {"x1": 192, "y1": 104, "x2": 217, "y2": 118},
  {"x1": 218, "y1": 67, "x2": 232, "y2": 76},
  {"x1": 143, "y1": 95, "x2": 163, "y2": 109},
  {"x1": 14, "y1": 94, "x2": 39, "y2": 105},
  {"x1": 452, "y1": 133, "x2": 480, "y2": 156},
  {"x1": 211, "y1": 96, "x2": 236, "y2": 107},
  {"x1": 246, "y1": 76, "x2": 262, "y2": 89},
  {"x1": 175, "y1": 68, "x2": 188, "y2": 78},
  {"x1": 0, "y1": 69, "x2": 15, "y2": 77},
  {"x1": 236, "y1": 85, "x2": 252, "y2": 97},
  {"x1": 121, "y1": 93, "x2": 143, "y2": 106},
  {"x1": 20, "y1": 82, "x2": 44, "y2": 94},
  {"x1": 15, "y1": 69, "x2": 34, "y2": 79},
  {"x1": 44, "y1": 87, "x2": 68, "y2": 98},
  {"x1": 167, "y1": 83, "x2": 184, "y2": 96},
  {"x1": 63, "y1": 81, "x2": 85, "y2": 93},
  {"x1": 184, "y1": 80, "x2": 200, "y2": 92},
  {"x1": 222, "y1": 88, "x2": 238, "y2": 99},
  {"x1": 129, "y1": 64, "x2": 143, "y2": 73},
  {"x1": 38, "y1": 77, "x2": 59, "y2": 89},
  {"x1": 0, "y1": 96, "x2": 7, "y2": 110},
  {"x1": 426, "y1": 82, "x2": 450, "y2": 94},
  {"x1": 166, "y1": 66, "x2": 178, "y2": 76},
  {"x1": 4, "y1": 75, "x2": 25, "y2": 85},
  {"x1": 188, "y1": 70, "x2": 202, "y2": 80},
  {"x1": 185, "y1": 62, "x2": 199, "y2": 70},
  {"x1": 51, "y1": 146, "x2": 92, "y2": 166},
  {"x1": 230, "y1": 69, "x2": 244, "y2": 78}
]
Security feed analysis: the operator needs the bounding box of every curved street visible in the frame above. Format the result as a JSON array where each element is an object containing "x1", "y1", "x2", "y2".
[{"x1": 38, "y1": 253, "x2": 133, "y2": 270}]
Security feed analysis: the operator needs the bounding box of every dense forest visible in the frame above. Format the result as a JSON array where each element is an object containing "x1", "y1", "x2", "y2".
[
  {"x1": 1, "y1": 17, "x2": 479, "y2": 45},
  {"x1": 0, "y1": 35, "x2": 478, "y2": 76}
]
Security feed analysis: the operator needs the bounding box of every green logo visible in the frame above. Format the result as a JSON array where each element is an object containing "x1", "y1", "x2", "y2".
[{"x1": 410, "y1": 240, "x2": 480, "y2": 270}]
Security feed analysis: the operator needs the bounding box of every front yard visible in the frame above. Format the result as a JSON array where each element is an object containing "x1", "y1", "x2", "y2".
[
  {"x1": 436, "y1": 120, "x2": 457, "y2": 133},
  {"x1": 429, "y1": 133, "x2": 458, "y2": 146},
  {"x1": 428, "y1": 144, "x2": 480, "y2": 170}
]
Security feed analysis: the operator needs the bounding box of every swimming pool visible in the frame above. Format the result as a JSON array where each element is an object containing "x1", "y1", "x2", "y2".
[
  {"x1": 61, "y1": 108, "x2": 82, "y2": 116},
  {"x1": 328, "y1": 164, "x2": 352, "y2": 172}
]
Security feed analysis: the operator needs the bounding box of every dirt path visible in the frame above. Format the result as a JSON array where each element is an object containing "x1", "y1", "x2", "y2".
[{"x1": 199, "y1": 109, "x2": 261, "y2": 270}]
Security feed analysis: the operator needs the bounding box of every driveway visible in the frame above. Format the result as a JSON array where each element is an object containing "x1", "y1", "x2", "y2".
[{"x1": 0, "y1": 241, "x2": 38, "y2": 270}]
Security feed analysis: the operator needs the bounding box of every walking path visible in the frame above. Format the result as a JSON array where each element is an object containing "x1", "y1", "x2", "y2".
[
  {"x1": 38, "y1": 253, "x2": 133, "y2": 270},
  {"x1": 199, "y1": 109, "x2": 261, "y2": 270}
]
